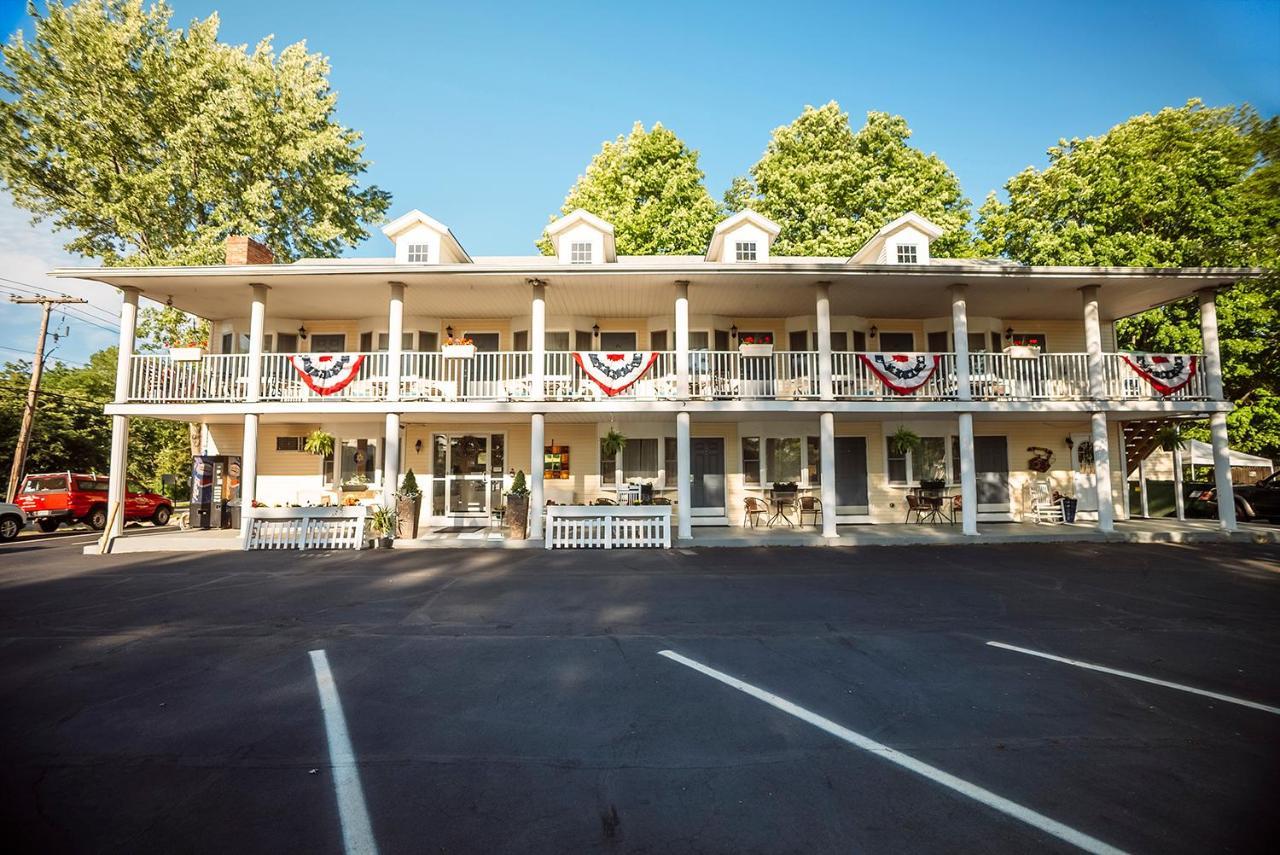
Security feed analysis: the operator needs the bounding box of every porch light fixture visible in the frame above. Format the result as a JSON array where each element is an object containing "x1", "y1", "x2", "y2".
[
  {"x1": 730, "y1": 324, "x2": 738, "y2": 339},
  {"x1": 869, "y1": 325, "x2": 878, "y2": 338},
  {"x1": 446, "y1": 325, "x2": 454, "y2": 338},
  {"x1": 1065, "y1": 437, "x2": 1074, "y2": 450},
  {"x1": 592, "y1": 323, "x2": 600, "y2": 338},
  {"x1": 1005, "y1": 327, "x2": 1014, "y2": 340},
  {"x1": 297, "y1": 324, "x2": 308, "y2": 341},
  {"x1": 415, "y1": 439, "x2": 423, "y2": 453}
]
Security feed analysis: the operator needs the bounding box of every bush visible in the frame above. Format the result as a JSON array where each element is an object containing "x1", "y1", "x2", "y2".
[
  {"x1": 507, "y1": 470, "x2": 529, "y2": 498},
  {"x1": 398, "y1": 468, "x2": 421, "y2": 498}
]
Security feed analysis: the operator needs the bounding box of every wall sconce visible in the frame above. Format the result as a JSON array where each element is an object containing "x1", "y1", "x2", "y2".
[
  {"x1": 297, "y1": 324, "x2": 308, "y2": 340},
  {"x1": 446, "y1": 325, "x2": 454, "y2": 339},
  {"x1": 869, "y1": 325, "x2": 878, "y2": 338},
  {"x1": 414, "y1": 439, "x2": 423, "y2": 454},
  {"x1": 1005, "y1": 327, "x2": 1014, "y2": 340},
  {"x1": 1065, "y1": 437, "x2": 1074, "y2": 450},
  {"x1": 730, "y1": 324, "x2": 738, "y2": 339},
  {"x1": 592, "y1": 323, "x2": 600, "y2": 337}
]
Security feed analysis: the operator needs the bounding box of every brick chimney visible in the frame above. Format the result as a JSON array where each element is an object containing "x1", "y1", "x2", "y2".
[{"x1": 225, "y1": 235, "x2": 274, "y2": 265}]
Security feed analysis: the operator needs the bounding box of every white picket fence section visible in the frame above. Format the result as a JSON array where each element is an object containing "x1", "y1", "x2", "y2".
[
  {"x1": 544, "y1": 505, "x2": 672, "y2": 549},
  {"x1": 244, "y1": 506, "x2": 368, "y2": 550}
]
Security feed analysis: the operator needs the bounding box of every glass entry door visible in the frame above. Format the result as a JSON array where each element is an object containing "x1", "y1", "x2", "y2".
[{"x1": 431, "y1": 433, "x2": 506, "y2": 522}]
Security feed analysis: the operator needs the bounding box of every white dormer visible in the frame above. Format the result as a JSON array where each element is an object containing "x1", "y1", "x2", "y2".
[
  {"x1": 848, "y1": 212, "x2": 944, "y2": 265},
  {"x1": 705, "y1": 209, "x2": 781, "y2": 263},
  {"x1": 382, "y1": 209, "x2": 472, "y2": 264},
  {"x1": 544, "y1": 209, "x2": 617, "y2": 264}
]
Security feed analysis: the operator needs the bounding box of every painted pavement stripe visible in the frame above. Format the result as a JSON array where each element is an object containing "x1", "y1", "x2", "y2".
[{"x1": 309, "y1": 649, "x2": 379, "y2": 855}]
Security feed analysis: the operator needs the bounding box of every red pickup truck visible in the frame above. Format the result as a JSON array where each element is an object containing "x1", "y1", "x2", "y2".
[{"x1": 15, "y1": 473, "x2": 173, "y2": 532}]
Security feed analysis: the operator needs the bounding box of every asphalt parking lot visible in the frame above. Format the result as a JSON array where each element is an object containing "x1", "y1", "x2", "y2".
[{"x1": 1, "y1": 538, "x2": 1277, "y2": 854}]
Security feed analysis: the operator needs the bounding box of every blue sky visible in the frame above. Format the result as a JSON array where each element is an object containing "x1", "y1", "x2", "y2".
[{"x1": 0, "y1": 0, "x2": 1277, "y2": 363}]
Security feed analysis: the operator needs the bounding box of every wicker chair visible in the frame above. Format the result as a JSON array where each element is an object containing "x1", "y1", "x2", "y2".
[
  {"x1": 904, "y1": 494, "x2": 926, "y2": 523},
  {"x1": 798, "y1": 495, "x2": 822, "y2": 526},
  {"x1": 743, "y1": 496, "x2": 768, "y2": 527},
  {"x1": 593, "y1": 497, "x2": 618, "y2": 506}
]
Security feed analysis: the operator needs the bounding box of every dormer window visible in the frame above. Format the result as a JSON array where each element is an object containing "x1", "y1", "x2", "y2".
[
  {"x1": 407, "y1": 243, "x2": 429, "y2": 263},
  {"x1": 896, "y1": 244, "x2": 919, "y2": 264},
  {"x1": 735, "y1": 241, "x2": 758, "y2": 262},
  {"x1": 570, "y1": 241, "x2": 593, "y2": 264}
]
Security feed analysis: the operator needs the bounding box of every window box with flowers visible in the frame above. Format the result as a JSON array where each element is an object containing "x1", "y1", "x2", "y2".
[
  {"x1": 168, "y1": 340, "x2": 209, "y2": 362},
  {"x1": 737, "y1": 333, "x2": 774, "y2": 357},
  {"x1": 442, "y1": 334, "x2": 476, "y2": 359}
]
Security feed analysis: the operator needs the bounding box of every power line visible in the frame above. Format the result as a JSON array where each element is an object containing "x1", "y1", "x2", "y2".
[
  {"x1": 0, "y1": 386, "x2": 108, "y2": 408},
  {"x1": 0, "y1": 276, "x2": 122, "y2": 322}
]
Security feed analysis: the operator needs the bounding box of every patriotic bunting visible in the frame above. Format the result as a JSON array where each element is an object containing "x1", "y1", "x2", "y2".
[
  {"x1": 1121, "y1": 353, "x2": 1198, "y2": 395},
  {"x1": 289, "y1": 353, "x2": 366, "y2": 396},
  {"x1": 574, "y1": 352, "x2": 658, "y2": 397},
  {"x1": 858, "y1": 352, "x2": 941, "y2": 395}
]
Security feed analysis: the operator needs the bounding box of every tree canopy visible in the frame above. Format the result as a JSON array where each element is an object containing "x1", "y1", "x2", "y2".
[
  {"x1": 539, "y1": 122, "x2": 719, "y2": 255},
  {"x1": 0, "y1": 0, "x2": 391, "y2": 266},
  {"x1": 975, "y1": 100, "x2": 1280, "y2": 460},
  {"x1": 725, "y1": 103, "x2": 972, "y2": 257}
]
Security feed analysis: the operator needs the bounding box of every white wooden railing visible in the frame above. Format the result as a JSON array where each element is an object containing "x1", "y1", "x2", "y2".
[
  {"x1": 544, "y1": 505, "x2": 672, "y2": 549},
  {"x1": 125, "y1": 350, "x2": 1211, "y2": 404},
  {"x1": 244, "y1": 506, "x2": 368, "y2": 550}
]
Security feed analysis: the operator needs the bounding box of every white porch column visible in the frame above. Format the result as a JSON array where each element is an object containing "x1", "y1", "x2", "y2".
[
  {"x1": 114, "y1": 288, "x2": 139, "y2": 402},
  {"x1": 245, "y1": 283, "x2": 268, "y2": 401},
  {"x1": 530, "y1": 279, "x2": 546, "y2": 400},
  {"x1": 529, "y1": 413, "x2": 545, "y2": 539},
  {"x1": 958, "y1": 412, "x2": 978, "y2": 535},
  {"x1": 387, "y1": 281, "x2": 405, "y2": 402},
  {"x1": 1197, "y1": 288, "x2": 1226, "y2": 401},
  {"x1": 819, "y1": 412, "x2": 837, "y2": 537},
  {"x1": 103, "y1": 415, "x2": 129, "y2": 548},
  {"x1": 239, "y1": 413, "x2": 259, "y2": 538},
  {"x1": 1172, "y1": 440, "x2": 1186, "y2": 521},
  {"x1": 1091, "y1": 412, "x2": 1115, "y2": 532},
  {"x1": 674, "y1": 280, "x2": 690, "y2": 398},
  {"x1": 815, "y1": 281, "x2": 833, "y2": 400},
  {"x1": 383, "y1": 413, "x2": 401, "y2": 506},
  {"x1": 1081, "y1": 284, "x2": 1105, "y2": 399},
  {"x1": 676, "y1": 410, "x2": 691, "y2": 539},
  {"x1": 950, "y1": 284, "x2": 971, "y2": 401},
  {"x1": 1209, "y1": 412, "x2": 1237, "y2": 531},
  {"x1": 1138, "y1": 455, "x2": 1150, "y2": 518}
]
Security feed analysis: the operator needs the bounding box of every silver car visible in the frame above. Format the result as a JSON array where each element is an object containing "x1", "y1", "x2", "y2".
[{"x1": 0, "y1": 502, "x2": 29, "y2": 542}]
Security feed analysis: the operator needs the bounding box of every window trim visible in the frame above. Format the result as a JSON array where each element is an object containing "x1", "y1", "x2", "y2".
[
  {"x1": 569, "y1": 241, "x2": 593, "y2": 264},
  {"x1": 886, "y1": 433, "x2": 957, "y2": 487},
  {"x1": 734, "y1": 240, "x2": 758, "y2": 262},
  {"x1": 406, "y1": 243, "x2": 429, "y2": 263},
  {"x1": 896, "y1": 244, "x2": 919, "y2": 264}
]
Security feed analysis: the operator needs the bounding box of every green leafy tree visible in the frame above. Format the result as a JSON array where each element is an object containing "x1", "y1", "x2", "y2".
[
  {"x1": 726, "y1": 103, "x2": 972, "y2": 256},
  {"x1": 975, "y1": 100, "x2": 1280, "y2": 460},
  {"x1": 0, "y1": 0, "x2": 391, "y2": 266},
  {"x1": 539, "y1": 122, "x2": 719, "y2": 255}
]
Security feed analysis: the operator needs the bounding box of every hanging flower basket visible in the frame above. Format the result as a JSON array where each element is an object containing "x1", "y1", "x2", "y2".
[
  {"x1": 168, "y1": 346, "x2": 206, "y2": 362},
  {"x1": 738, "y1": 343, "x2": 774, "y2": 357},
  {"x1": 442, "y1": 344, "x2": 476, "y2": 359}
]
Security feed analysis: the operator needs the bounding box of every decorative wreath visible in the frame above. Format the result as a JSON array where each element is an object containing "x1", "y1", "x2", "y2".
[{"x1": 1027, "y1": 446, "x2": 1055, "y2": 472}]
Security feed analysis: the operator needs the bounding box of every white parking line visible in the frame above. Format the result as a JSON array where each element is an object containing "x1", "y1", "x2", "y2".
[
  {"x1": 658, "y1": 649, "x2": 1126, "y2": 855},
  {"x1": 986, "y1": 641, "x2": 1280, "y2": 717},
  {"x1": 309, "y1": 649, "x2": 379, "y2": 855}
]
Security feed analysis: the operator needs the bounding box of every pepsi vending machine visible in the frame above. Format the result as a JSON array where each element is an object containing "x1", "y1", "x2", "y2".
[{"x1": 191, "y1": 455, "x2": 241, "y2": 529}]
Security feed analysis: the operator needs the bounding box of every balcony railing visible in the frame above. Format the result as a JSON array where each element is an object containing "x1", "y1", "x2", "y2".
[{"x1": 123, "y1": 351, "x2": 1211, "y2": 404}]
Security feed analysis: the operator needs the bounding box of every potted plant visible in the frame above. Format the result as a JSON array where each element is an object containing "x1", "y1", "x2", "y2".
[
  {"x1": 888, "y1": 425, "x2": 922, "y2": 457},
  {"x1": 738, "y1": 333, "x2": 774, "y2": 357},
  {"x1": 395, "y1": 469, "x2": 422, "y2": 539},
  {"x1": 303, "y1": 430, "x2": 335, "y2": 458},
  {"x1": 341, "y1": 474, "x2": 369, "y2": 493},
  {"x1": 167, "y1": 338, "x2": 208, "y2": 362},
  {"x1": 368, "y1": 504, "x2": 397, "y2": 548},
  {"x1": 601, "y1": 427, "x2": 627, "y2": 459},
  {"x1": 442, "y1": 333, "x2": 476, "y2": 359},
  {"x1": 505, "y1": 470, "x2": 530, "y2": 539}
]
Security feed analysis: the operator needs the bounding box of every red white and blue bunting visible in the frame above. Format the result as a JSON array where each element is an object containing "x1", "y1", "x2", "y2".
[
  {"x1": 858, "y1": 352, "x2": 941, "y2": 395},
  {"x1": 574, "y1": 351, "x2": 658, "y2": 397},
  {"x1": 289, "y1": 353, "x2": 366, "y2": 396},
  {"x1": 1121, "y1": 353, "x2": 1198, "y2": 395}
]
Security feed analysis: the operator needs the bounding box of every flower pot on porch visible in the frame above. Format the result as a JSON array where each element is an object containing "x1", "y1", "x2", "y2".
[
  {"x1": 442, "y1": 344, "x2": 477, "y2": 359},
  {"x1": 738, "y1": 343, "x2": 773, "y2": 357},
  {"x1": 169, "y1": 347, "x2": 206, "y2": 362},
  {"x1": 505, "y1": 495, "x2": 529, "y2": 540},
  {"x1": 395, "y1": 495, "x2": 421, "y2": 539}
]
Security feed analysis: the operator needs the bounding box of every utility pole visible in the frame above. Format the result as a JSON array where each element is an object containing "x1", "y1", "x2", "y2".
[{"x1": 5, "y1": 295, "x2": 88, "y2": 502}]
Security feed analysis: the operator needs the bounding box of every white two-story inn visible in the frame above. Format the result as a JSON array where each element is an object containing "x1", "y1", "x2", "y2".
[{"x1": 59, "y1": 207, "x2": 1251, "y2": 548}]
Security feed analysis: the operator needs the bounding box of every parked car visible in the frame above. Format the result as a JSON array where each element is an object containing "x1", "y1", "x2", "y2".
[
  {"x1": 1204, "y1": 470, "x2": 1280, "y2": 522},
  {"x1": 14, "y1": 473, "x2": 173, "y2": 532},
  {"x1": 0, "y1": 502, "x2": 28, "y2": 542}
]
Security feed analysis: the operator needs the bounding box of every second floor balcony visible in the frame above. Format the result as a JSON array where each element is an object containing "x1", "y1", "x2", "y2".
[{"x1": 124, "y1": 349, "x2": 1211, "y2": 405}]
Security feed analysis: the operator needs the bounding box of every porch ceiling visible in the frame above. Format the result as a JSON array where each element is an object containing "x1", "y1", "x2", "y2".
[{"x1": 53, "y1": 263, "x2": 1252, "y2": 323}]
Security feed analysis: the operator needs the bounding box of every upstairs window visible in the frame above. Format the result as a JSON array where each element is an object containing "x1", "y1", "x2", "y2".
[
  {"x1": 407, "y1": 243, "x2": 429, "y2": 263},
  {"x1": 570, "y1": 242, "x2": 593, "y2": 264},
  {"x1": 896, "y1": 244, "x2": 919, "y2": 264},
  {"x1": 735, "y1": 241, "x2": 758, "y2": 262}
]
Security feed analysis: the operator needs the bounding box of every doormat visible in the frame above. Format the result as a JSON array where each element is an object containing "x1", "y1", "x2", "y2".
[{"x1": 433, "y1": 526, "x2": 487, "y2": 534}]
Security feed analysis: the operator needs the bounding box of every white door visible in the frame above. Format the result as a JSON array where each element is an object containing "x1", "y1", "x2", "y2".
[{"x1": 1071, "y1": 433, "x2": 1098, "y2": 517}]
